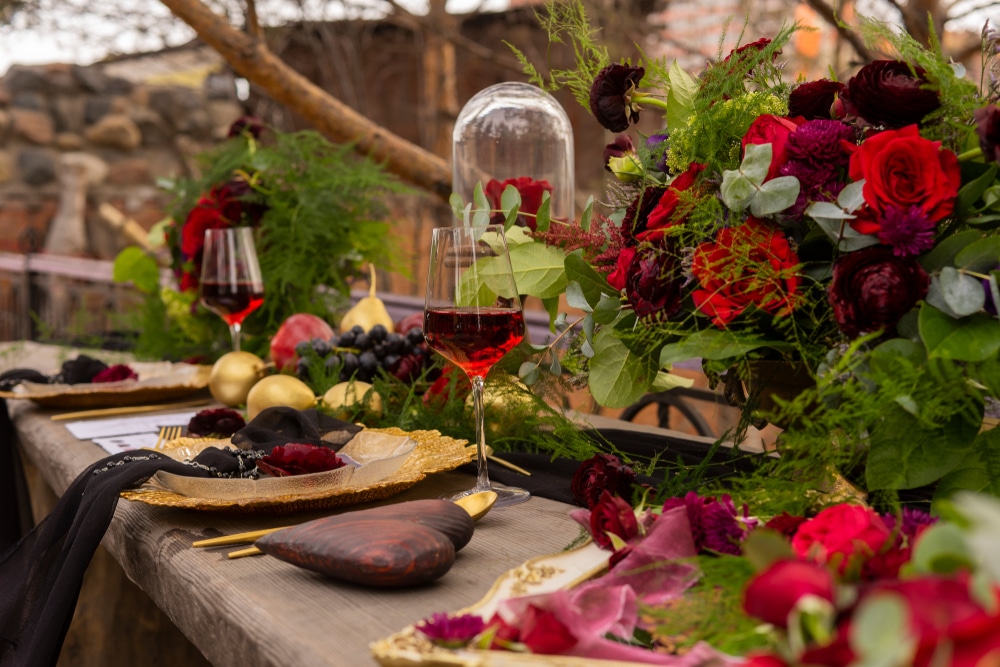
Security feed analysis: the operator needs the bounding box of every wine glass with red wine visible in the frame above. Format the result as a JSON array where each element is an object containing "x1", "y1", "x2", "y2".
[
  {"x1": 199, "y1": 227, "x2": 265, "y2": 352},
  {"x1": 423, "y1": 225, "x2": 530, "y2": 508}
]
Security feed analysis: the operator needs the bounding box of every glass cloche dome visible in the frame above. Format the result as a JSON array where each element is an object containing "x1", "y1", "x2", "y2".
[{"x1": 452, "y1": 82, "x2": 574, "y2": 225}]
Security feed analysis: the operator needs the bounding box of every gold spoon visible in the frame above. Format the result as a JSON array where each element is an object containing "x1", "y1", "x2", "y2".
[{"x1": 451, "y1": 490, "x2": 498, "y2": 522}]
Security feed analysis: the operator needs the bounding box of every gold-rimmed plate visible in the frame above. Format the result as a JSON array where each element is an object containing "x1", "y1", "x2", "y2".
[
  {"x1": 0, "y1": 361, "x2": 211, "y2": 409},
  {"x1": 121, "y1": 427, "x2": 474, "y2": 514}
]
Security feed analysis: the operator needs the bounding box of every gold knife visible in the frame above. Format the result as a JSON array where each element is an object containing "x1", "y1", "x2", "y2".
[{"x1": 51, "y1": 398, "x2": 215, "y2": 421}]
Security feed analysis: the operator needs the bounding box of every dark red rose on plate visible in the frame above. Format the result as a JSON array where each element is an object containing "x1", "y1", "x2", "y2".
[
  {"x1": 846, "y1": 124, "x2": 960, "y2": 230},
  {"x1": 570, "y1": 453, "x2": 637, "y2": 508},
  {"x1": 788, "y1": 79, "x2": 845, "y2": 120},
  {"x1": 743, "y1": 558, "x2": 835, "y2": 627},
  {"x1": 975, "y1": 104, "x2": 1000, "y2": 164},
  {"x1": 589, "y1": 491, "x2": 640, "y2": 549},
  {"x1": 840, "y1": 60, "x2": 940, "y2": 128},
  {"x1": 257, "y1": 443, "x2": 346, "y2": 477},
  {"x1": 589, "y1": 63, "x2": 645, "y2": 133},
  {"x1": 91, "y1": 364, "x2": 138, "y2": 383},
  {"x1": 623, "y1": 243, "x2": 685, "y2": 319},
  {"x1": 187, "y1": 407, "x2": 246, "y2": 437},
  {"x1": 828, "y1": 245, "x2": 929, "y2": 339}
]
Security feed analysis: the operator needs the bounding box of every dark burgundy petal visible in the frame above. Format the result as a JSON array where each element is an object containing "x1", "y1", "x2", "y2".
[
  {"x1": 840, "y1": 60, "x2": 940, "y2": 128},
  {"x1": 589, "y1": 64, "x2": 645, "y2": 133}
]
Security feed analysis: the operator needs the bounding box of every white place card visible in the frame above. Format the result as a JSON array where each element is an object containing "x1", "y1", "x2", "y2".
[{"x1": 65, "y1": 411, "x2": 199, "y2": 441}]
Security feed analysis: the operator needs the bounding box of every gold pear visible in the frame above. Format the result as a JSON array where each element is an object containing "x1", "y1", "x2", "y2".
[
  {"x1": 321, "y1": 380, "x2": 384, "y2": 420},
  {"x1": 209, "y1": 351, "x2": 267, "y2": 407},
  {"x1": 246, "y1": 374, "x2": 317, "y2": 420},
  {"x1": 339, "y1": 265, "x2": 394, "y2": 333}
]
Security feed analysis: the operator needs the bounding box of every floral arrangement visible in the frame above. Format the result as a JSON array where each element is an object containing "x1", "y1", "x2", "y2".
[
  {"x1": 412, "y1": 458, "x2": 1000, "y2": 665},
  {"x1": 113, "y1": 118, "x2": 408, "y2": 362},
  {"x1": 457, "y1": 3, "x2": 1000, "y2": 500}
]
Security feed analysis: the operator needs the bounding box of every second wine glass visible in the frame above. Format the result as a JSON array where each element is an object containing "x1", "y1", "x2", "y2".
[
  {"x1": 423, "y1": 225, "x2": 530, "y2": 508},
  {"x1": 199, "y1": 227, "x2": 265, "y2": 352}
]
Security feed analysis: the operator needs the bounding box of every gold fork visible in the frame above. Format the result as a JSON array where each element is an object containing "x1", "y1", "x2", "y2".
[{"x1": 154, "y1": 425, "x2": 184, "y2": 450}]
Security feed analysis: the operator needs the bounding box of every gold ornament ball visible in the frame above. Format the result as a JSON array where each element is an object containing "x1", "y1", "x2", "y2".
[
  {"x1": 209, "y1": 351, "x2": 267, "y2": 407},
  {"x1": 246, "y1": 374, "x2": 317, "y2": 420}
]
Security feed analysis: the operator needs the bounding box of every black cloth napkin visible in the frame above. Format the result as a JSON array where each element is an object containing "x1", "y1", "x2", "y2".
[{"x1": 0, "y1": 406, "x2": 358, "y2": 667}]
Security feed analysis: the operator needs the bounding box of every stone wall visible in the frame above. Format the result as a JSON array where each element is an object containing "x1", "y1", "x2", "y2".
[{"x1": 0, "y1": 60, "x2": 244, "y2": 258}]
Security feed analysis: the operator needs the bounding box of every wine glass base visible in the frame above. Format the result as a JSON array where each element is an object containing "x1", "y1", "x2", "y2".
[{"x1": 446, "y1": 485, "x2": 531, "y2": 508}]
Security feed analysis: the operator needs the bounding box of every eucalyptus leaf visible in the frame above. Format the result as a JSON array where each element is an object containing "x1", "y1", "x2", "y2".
[
  {"x1": 720, "y1": 172, "x2": 756, "y2": 211},
  {"x1": 807, "y1": 202, "x2": 856, "y2": 220},
  {"x1": 473, "y1": 181, "x2": 489, "y2": 214},
  {"x1": 812, "y1": 215, "x2": 880, "y2": 252},
  {"x1": 925, "y1": 278, "x2": 961, "y2": 318},
  {"x1": 519, "y1": 361, "x2": 541, "y2": 385},
  {"x1": 472, "y1": 207, "x2": 491, "y2": 227},
  {"x1": 503, "y1": 207, "x2": 520, "y2": 230},
  {"x1": 849, "y1": 594, "x2": 915, "y2": 667},
  {"x1": 837, "y1": 180, "x2": 866, "y2": 211},
  {"x1": 501, "y1": 184, "x2": 521, "y2": 215},
  {"x1": 954, "y1": 236, "x2": 1000, "y2": 273},
  {"x1": 739, "y1": 143, "x2": 772, "y2": 184},
  {"x1": 907, "y1": 522, "x2": 974, "y2": 575},
  {"x1": 535, "y1": 193, "x2": 551, "y2": 233},
  {"x1": 588, "y1": 328, "x2": 656, "y2": 408},
  {"x1": 113, "y1": 247, "x2": 160, "y2": 294},
  {"x1": 449, "y1": 192, "x2": 466, "y2": 220},
  {"x1": 549, "y1": 354, "x2": 562, "y2": 375},
  {"x1": 749, "y1": 176, "x2": 800, "y2": 217},
  {"x1": 564, "y1": 282, "x2": 593, "y2": 312},
  {"x1": 936, "y1": 267, "x2": 986, "y2": 317},
  {"x1": 919, "y1": 304, "x2": 1000, "y2": 361},
  {"x1": 508, "y1": 242, "x2": 568, "y2": 299}
]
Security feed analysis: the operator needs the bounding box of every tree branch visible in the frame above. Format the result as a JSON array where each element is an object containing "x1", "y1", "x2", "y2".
[
  {"x1": 159, "y1": 0, "x2": 453, "y2": 202},
  {"x1": 800, "y1": 0, "x2": 876, "y2": 63}
]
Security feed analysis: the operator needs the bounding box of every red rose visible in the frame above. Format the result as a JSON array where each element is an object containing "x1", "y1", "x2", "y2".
[
  {"x1": 484, "y1": 176, "x2": 553, "y2": 231},
  {"x1": 743, "y1": 558, "x2": 836, "y2": 627},
  {"x1": 517, "y1": 605, "x2": 577, "y2": 654},
  {"x1": 691, "y1": 219, "x2": 801, "y2": 328},
  {"x1": 846, "y1": 124, "x2": 960, "y2": 231},
  {"x1": 788, "y1": 79, "x2": 846, "y2": 120},
  {"x1": 623, "y1": 244, "x2": 684, "y2": 319},
  {"x1": 91, "y1": 364, "x2": 138, "y2": 383},
  {"x1": 828, "y1": 245, "x2": 929, "y2": 339},
  {"x1": 622, "y1": 186, "x2": 667, "y2": 243},
  {"x1": 606, "y1": 246, "x2": 636, "y2": 292},
  {"x1": 589, "y1": 491, "x2": 639, "y2": 550},
  {"x1": 741, "y1": 115, "x2": 804, "y2": 182},
  {"x1": 257, "y1": 443, "x2": 346, "y2": 477},
  {"x1": 840, "y1": 60, "x2": 940, "y2": 128},
  {"x1": 180, "y1": 193, "x2": 230, "y2": 261},
  {"x1": 637, "y1": 162, "x2": 707, "y2": 242},
  {"x1": 791, "y1": 504, "x2": 891, "y2": 575},
  {"x1": 570, "y1": 453, "x2": 637, "y2": 508},
  {"x1": 743, "y1": 653, "x2": 788, "y2": 667}
]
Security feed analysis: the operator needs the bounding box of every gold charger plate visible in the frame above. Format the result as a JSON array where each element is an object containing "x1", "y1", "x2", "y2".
[
  {"x1": 121, "y1": 427, "x2": 474, "y2": 514},
  {"x1": 0, "y1": 361, "x2": 211, "y2": 409}
]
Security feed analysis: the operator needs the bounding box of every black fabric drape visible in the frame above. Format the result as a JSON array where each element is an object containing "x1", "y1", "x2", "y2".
[{"x1": 0, "y1": 400, "x2": 33, "y2": 553}]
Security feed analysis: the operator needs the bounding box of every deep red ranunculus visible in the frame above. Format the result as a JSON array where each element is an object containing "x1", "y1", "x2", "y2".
[
  {"x1": 691, "y1": 219, "x2": 801, "y2": 328},
  {"x1": 622, "y1": 186, "x2": 667, "y2": 244},
  {"x1": 975, "y1": 104, "x2": 1000, "y2": 164},
  {"x1": 589, "y1": 64, "x2": 645, "y2": 133},
  {"x1": 589, "y1": 491, "x2": 640, "y2": 550},
  {"x1": 484, "y1": 176, "x2": 554, "y2": 231},
  {"x1": 257, "y1": 443, "x2": 346, "y2": 477},
  {"x1": 828, "y1": 245, "x2": 929, "y2": 339},
  {"x1": 743, "y1": 558, "x2": 836, "y2": 627},
  {"x1": 764, "y1": 512, "x2": 808, "y2": 538},
  {"x1": 791, "y1": 503, "x2": 891, "y2": 575},
  {"x1": 91, "y1": 364, "x2": 138, "y2": 383},
  {"x1": 846, "y1": 125, "x2": 960, "y2": 234},
  {"x1": 187, "y1": 407, "x2": 246, "y2": 437},
  {"x1": 741, "y1": 115, "x2": 804, "y2": 181},
  {"x1": 637, "y1": 162, "x2": 707, "y2": 242},
  {"x1": 570, "y1": 453, "x2": 637, "y2": 509},
  {"x1": 623, "y1": 244, "x2": 685, "y2": 319},
  {"x1": 840, "y1": 60, "x2": 941, "y2": 128},
  {"x1": 788, "y1": 79, "x2": 846, "y2": 120}
]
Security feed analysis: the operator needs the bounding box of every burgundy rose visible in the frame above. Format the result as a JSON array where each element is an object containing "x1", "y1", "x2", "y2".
[
  {"x1": 589, "y1": 63, "x2": 645, "y2": 133},
  {"x1": 637, "y1": 162, "x2": 706, "y2": 242},
  {"x1": 570, "y1": 453, "x2": 636, "y2": 508},
  {"x1": 788, "y1": 79, "x2": 845, "y2": 120},
  {"x1": 227, "y1": 116, "x2": 265, "y2": 139},
  {"x1": 840, "y1": 60, "x2": 940, "y2": 128},
  {"x1": 257, "y1": 443, "x2": 346, "y2": 477},
  {"x1": 828, "y1": 246, "x2": 930, "y2": 339},
  {"x1": 187, "y1": 407, "x2": 246, "y2": 437},
  {"x1": 764, "y1": 512, "x2": 808, "y2": 538},
  {"x1": 975, "y1": 104, "x2": 1000, "y2": 164},
  {"x1": 91, "y1": 364, "x2": 138, "y2": 383},
  {"x1": 622, "y1": 186, "x2": 667, "y2": 243},
  {"x1": 484, "y1": 176, "x2": 554, "y2": 231},
  {"x1": 741, "y1": 115, "x2": 804, "y2": 181},
  {"x1": 722, "y1": 38, "x2": 778, "y2": 75},
  {"x1": 743, "y1": 558, "x2": 836, "y2": 627},
  {"x1": 602, "y1": 134, "x2": 635, "y2": 172},
  {"x1": 623, "y1": 244, "x2": 684, "y2": 319},
  {"x1": 589, "y1": 491, "x2": 640, "y2": 549}
]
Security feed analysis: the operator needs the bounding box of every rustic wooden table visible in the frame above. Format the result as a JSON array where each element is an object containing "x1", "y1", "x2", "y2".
[{"x1": 3, "y1": 342, "x2": 590, "y2": 667}]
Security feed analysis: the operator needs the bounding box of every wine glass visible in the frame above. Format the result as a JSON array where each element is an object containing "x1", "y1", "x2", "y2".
[
  {"x1": 199, "y1": 227, "x2": 265, "y2": 352},
  {"x1": 424, "y1": 225, "x2": 530, "y2": 508}
]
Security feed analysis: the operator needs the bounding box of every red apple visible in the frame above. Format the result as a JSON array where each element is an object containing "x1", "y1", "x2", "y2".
[{"x1": 270, "y1": 313, "x2": 335, "y2": 371}]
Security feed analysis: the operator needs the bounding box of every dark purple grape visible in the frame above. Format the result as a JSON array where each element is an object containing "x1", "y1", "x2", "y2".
[
  {"x1": 311, "y1": 338, "x2": 331, "y2": 356},
  {"x1": 358, "y1": 351, "x2": 378, "y2": 372},
  {"x1": 405, "y1": 328, "x2": 424, "y2": 346},
  {"x1": 354, "y1": 333, "x2": 371, "y2": 350},
  {"x1": 385, "y1": 333, "x2": 405, "y2": 354},
  {"x1": 357, "y1": 368, "x2": 374, "y2": 383},
  {"x1": 382, "y1": 354, "x2": 400, "y2": 370},
  {"x1": 369, "y1": 324, "x2": 388, "y2": 342},
  {"x1": 350, "y1": 325, "x2": 365, "y2": 336},
  {"x1": 325, "y1": 354, "x2": 341, "y2": 371},
  {"x1": 296, "y1": 357, "x2": 311, "y2": 380},
  {"x1": 342, "y1": 352, "x2": 360, "y2": 375},
  {"x1": 295, "y1": 341, "x2": 312, "y2": 356},
  {"x1": 339, "y1": 331, "x2": 356, "y2": 347}
]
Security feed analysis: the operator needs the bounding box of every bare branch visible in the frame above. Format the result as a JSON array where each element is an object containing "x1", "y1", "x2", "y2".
[
  {"x1": 245, "y1": 0, "x2": 261, "y2": 38},
  {"x1": 158, "y1": 0, "x2": 452, "y2": 202},
  {"x1": 799, "y1": 0, "x2": 876, "y2": 63}
]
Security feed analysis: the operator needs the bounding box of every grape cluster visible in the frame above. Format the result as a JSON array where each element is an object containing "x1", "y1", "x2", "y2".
[{"x1": 295, "y1": 324, "x2": 432, "y2": 384}]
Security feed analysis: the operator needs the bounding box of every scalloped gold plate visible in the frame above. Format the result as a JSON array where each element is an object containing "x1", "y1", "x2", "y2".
[
  {"x1": 121, "y1": 428, "x2": 474, "y2": 514},
  {"x1": 0, "y1": 362, "x2": 211, "y2": 408}
]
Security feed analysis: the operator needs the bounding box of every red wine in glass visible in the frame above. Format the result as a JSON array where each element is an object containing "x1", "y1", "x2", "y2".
[
  {"x1": 200, "y1": 281, "x2": 265, "y2": 327},
  {"x1": 424, "y1": 307, "x2": 525, "y2": 378}
]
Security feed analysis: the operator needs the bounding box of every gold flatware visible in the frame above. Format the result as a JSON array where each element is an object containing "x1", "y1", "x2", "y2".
[
  {"x1": 192, "y1": 528, "x2": 282, "y2": 548},
  {"x1": 51, "y1": 398, "x2": 215, "y2": 422},
  {"x1": 452, "y1": 490, "x2": 498, "y2": 521},
  {"x1": 154, "y1": 425, "x2": 184, "y2": 450},
  {"x1": 481, "y1": 445, "x2": 532, "y2": 477},
  {"x1": 228, "y1": 546, "x2": 263, "y2": 559}
]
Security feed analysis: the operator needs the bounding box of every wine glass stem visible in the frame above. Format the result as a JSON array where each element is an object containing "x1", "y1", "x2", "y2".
[
  {"x1": 470, "y1": 374, "x2": 492, "y2": 493},
  {"x1": 229, "y1": 323, "x2": 242, "y2": 352}
]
